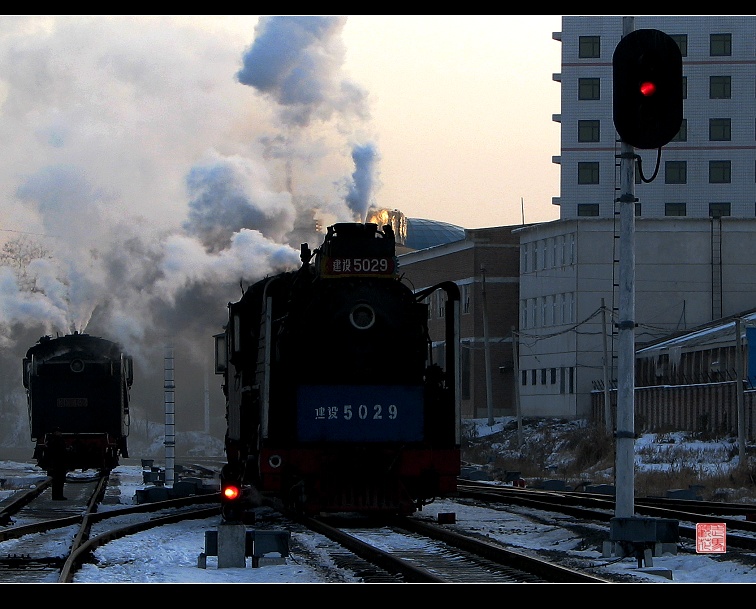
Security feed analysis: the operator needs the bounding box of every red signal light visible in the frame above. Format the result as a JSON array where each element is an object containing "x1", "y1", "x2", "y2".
[
  {"x1": 640, "y1": 81, "x2": 657, "y2": 96},
  {"x1": 222, "y1": 484, "x2": 241, "y2": 501}
]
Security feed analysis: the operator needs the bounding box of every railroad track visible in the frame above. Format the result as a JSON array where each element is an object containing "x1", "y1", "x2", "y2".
[
  {"x1": 6, "y1": 469, "x2": 753, "y2": 582},
  {"x1": 0, "y1": 471, "x2": 108, "y2": 582},
  {"x1": 275, "y1": 506, "x2": 610, "y2": 583},
  {"x1": 0, "y1": 470, "x2": 220, "y2": 583},
  {"x1": 457, "y1": 481, "x2": 756, "y2": 553}
]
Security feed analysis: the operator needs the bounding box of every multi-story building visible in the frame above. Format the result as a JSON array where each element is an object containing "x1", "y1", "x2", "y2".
[
  {"x1": 387, "y1": 17, "x2": 756, "y2": 425},
  {"x1": 518, "y1": 16, "x2": 756, "y2": 421},
  {"x1": 398, "y1": 223, "x2": 523, "y2": 420},
  {"x1": 553, "y1": 15, "x2": 756, "y2": 220},
  {"x1": 370, "y1": 204, "x2": 524, "y2": 421}
]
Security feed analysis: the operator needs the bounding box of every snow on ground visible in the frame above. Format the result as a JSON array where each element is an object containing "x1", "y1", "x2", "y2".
[{"x1": 2, "y1": 421, "x2": 756, "y2": 583}]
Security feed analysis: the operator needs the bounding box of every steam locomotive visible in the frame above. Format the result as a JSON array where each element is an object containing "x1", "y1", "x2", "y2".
[
  {"x1": 215, "y1": 222, "x2": 461, "y2": 519},
  {"x1": 23, "y1": 332, "x2": 133, "y2": 473}
]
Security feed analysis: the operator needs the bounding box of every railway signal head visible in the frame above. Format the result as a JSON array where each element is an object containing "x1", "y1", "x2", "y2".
[
  {"x1": 613, "y1": 28, "x2": 683, "y2": 149},
  {"x1": 220, "y1": 465, "x2": 244, "y2": 522},
  {"x1": 222, "y1": 482, "x2": 241, "y2": 502}
]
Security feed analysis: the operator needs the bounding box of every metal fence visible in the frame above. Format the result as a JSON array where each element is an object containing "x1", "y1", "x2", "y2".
[{"x1": 591, "y1": 380, "x2": 756, "y2": 439}]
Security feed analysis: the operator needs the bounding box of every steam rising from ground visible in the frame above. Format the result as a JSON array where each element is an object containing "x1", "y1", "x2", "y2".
[{"x1": 0, "y1": 16, "x2": 380, "y2": 446}]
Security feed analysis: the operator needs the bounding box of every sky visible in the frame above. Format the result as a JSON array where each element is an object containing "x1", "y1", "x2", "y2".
[
  {"x1": 0, "y1": 15, "x2": 563, "y2": 445},
  {"x1": 1, "y1": 420, "x2": 755, "y2": 584}
]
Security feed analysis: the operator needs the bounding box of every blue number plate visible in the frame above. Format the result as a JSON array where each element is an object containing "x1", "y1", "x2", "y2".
[{"x1": 297, "y1": 385, "x2": 424, "y2": 442}]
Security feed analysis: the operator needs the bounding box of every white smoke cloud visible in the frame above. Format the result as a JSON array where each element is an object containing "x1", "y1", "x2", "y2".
[
  {"x1": 236, "y1": 16, "x2": 369, "y2": 128},
  {"x1": 0, "y1": 15, "x2": 381, "y2": 442}
]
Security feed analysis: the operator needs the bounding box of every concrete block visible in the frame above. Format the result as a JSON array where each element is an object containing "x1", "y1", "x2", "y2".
[{"x1": 218, "y1": 523, "x2": 246, "y2": 569}]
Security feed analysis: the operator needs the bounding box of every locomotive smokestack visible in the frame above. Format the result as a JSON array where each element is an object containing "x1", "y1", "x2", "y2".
[{"x1": 300, "y1": 243, "x2": 312, "y2": 267}]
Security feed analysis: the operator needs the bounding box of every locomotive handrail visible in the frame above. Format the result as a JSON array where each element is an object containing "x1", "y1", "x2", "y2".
[{"x1": 414, "y1": 281, "x2": 462, "y2": 444}]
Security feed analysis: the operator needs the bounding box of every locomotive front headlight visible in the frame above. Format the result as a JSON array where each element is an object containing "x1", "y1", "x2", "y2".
[
  {"x1": 268, "y1": 454, "x2": 282, "y2": 468},
  {"x1": 350, "y1": 303, "x2": 375, "y2": 330},
  {"x1": 70, "y1": 359, "x2": 84, "y2": 373}
]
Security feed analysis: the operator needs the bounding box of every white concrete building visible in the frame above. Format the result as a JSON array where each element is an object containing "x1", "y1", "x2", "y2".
[
  {"x1": 517, "y1": 217, "x2": 756, "y2": 419},
  {"x1": 519, "y1": 16, "x2": 756, "y2": 420}
]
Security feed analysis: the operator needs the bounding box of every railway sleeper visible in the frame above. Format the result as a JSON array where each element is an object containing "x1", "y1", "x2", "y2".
[{"x1": 0, "y1": 555, "x2": 64, "y2": 569}]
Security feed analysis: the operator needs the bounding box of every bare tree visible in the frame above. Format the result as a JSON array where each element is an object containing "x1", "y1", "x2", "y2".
[{"x1": 0, "y1": 236, "x2": 51, "y2": 292}]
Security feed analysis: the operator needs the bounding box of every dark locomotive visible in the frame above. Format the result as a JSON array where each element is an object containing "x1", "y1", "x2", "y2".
[
  {"x1": 215, "y1": 222, "x2": 461, "y2": 518},
  {"x1": 23, "y1": 332, "x2": 133, "y2": 474}
]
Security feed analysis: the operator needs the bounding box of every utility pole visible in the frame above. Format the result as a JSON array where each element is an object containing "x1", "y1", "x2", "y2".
[
  {"x1": 511, "y1": 326, "x2": 523, "y2": 447},
  {"x1": 481, "y1": 265, "x2": 494, "y2": 426},
  {"x1": 736, "y1": 318, "x2": 746, "y2": 462},
  {"x1": 164, "y1": 344, "x2": 175, "y2": 488},
  {"x1": 615, "y1": 14, "x2": 637, "y2": 523},
  {"x1": 607, "y1": 17, "x2": 683, "y2": 563},
  {"x1": 601, "y1": 298, "x2": 613, "y2": 434}
]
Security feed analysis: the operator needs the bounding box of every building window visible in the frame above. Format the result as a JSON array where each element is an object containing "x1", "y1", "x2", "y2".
[
  {"x1": 552, "y1": 237, "x2": 558, "y2": 268},
  {"x1": 550, "y1": 294, "x2": 557, "y2": 324},
  {"x1": 682, "y1": 76, "x2": 687, "y2": 100},
  {"x1": 665, "y1": 202, "x2": 687, "y2": 216},
  {"x1": 671, "y1": 118, "x2": 687, "y2": 142},
  {"x1": 709, "y1": 118, "x2": 731, "y2": 141},
  {"x1": 710, "y1": 76, "x2": 732, "y2": 99},
  {"x1": 709, "y1": 202, "x2": 731, "y2": 217},
  {"x1": 540, "y1": 368, "x2": 547, "y2": 384},
  {"x1": 540, "y1": 240, "x2": 547, "y2": 269},
  {"x1": 578, "y1": 77, "x2": 600, "y2": 100},
  {"x1": 578, "y1": 161, "x2": 599, "y2": 184},
  {"x1": 579, "y1": 35, "x2": 600, "y2": 58},
  {"x1": 577, "y1": 203, "x2": 600, "y2": 216},
  {"x1": 540, "y1": 297, "x2": 547, "y2": 326},
  {"x1": 461, "y1": 284, "x2": 470, "y2": 314},
  {"x1": 665, "y1": 160, "x2": 687, "y2": 184},
  {"x1": 521, "y1": 370, "x2": 527, "y2": 386},
  {"x1": 578, "y1": 119, "x2": 600, "y2": 142},
  {"x1": 710, "y1": 33, "x2": 732, "y2": 56},
  {"x1": 709, "y1": 160, "x2": 731, "y2": 183},
  {"x1": 550, "y1": 368, "x2": 557, "y2": 384},
  {"x1": 531, "y1": 369, "x2": 537, "y2": 385},
  {"x1": 635, "y1": 203, "x2": 642, "y2": 217},
  {"x1": 560, "y1": 367, "x2": 575, "y2": 394},
  {"x1": 670, "y1": 34, "x2": 687, "y2": 57}
]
